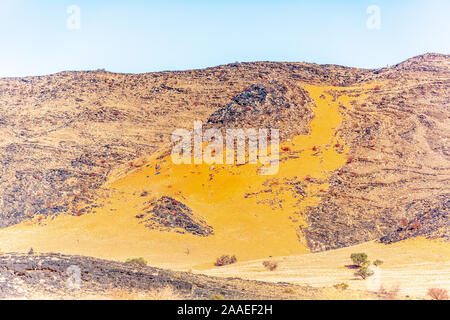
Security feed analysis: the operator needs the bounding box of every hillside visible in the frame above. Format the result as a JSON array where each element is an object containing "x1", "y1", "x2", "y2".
[
  {"x1": 0, "y1": 54, "x2": 448, "y2": 295},
  {"x1": 0, "y1": 252, "x2": 382, "y2": 300}
]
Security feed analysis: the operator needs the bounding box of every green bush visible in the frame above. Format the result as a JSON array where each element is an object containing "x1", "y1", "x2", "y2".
[
  {"x1": 373, "y1": 259, "x2": 384, "y2": 267},
  {"x1": 125, "y1": 257, "x2": 147, "y2": 267},
  {"x1": 354, "y1": 266, "x2": 374, "y2": 280},
  {"x1": 350, "y1": 253, "x2": 369, "y2": 267}
]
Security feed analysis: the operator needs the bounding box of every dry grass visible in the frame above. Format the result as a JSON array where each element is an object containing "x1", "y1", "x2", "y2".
[
  {"x1": 109, "y1": 286, "x2": 186, "y2": 300},
  {"x1": 376, "y1": 285, "x2": 400, "y2": 300},
  {"x1": 282, "y1": 287, "x2": 297, "y2": 295},
  {"x1": 262, "y1": 260, "x2": 278, "y2": 271},
  {"x1": 203, "y1": 239, "x2": 450, "y2": 299},
  {"x1": 333, "y1": 283, "x2": 349, "y2": 291}
]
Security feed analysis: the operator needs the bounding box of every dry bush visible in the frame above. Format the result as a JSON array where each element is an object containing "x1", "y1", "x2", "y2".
[
  {"x1": 125, "y1": 257, "x2": 147, "y2": 267},
  {"x1": 282, "y1": 287, "x2": 297, "y2": 295},
  {"x1": 427, "y1": 288, "x2": 448, "y2": 300},
  {"x1": 333, "y1": 282, "x2": 349, "y2": 290},
  {"x1": 262, "y1": 260, "x2": 278, "y2": 271},
  {"x1": 214, "y1": 255, "x2": 237, "y2": 266},
  {"x1": 377, "y1": 285, "x2": 400, "y2": 300}
]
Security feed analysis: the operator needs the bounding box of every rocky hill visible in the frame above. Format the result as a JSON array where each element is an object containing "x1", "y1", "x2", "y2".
[
  {"x1": 0, "y1": 252, "x2": 330, "y2": 299},
  {"x1": 0, "y1": 53, "x2": 448, "y2": 256}
]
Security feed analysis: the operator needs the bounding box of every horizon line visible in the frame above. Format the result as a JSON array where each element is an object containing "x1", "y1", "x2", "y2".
[{"x1": 1, "y1": 52, "x2": 448, "y2": 80}]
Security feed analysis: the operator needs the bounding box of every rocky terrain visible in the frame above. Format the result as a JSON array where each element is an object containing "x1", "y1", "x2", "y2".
[
  {"x1": 303, "y1": 54, "x2": 450, "y2": 250},
  {"x1": 0, "y1": 252, "x2": 357, "y2": 300},
  {"x1": 206, "y1": 81, "x2": 314, "y2": 139},
  {"x1": 136, "y1": 196, "x2": 213, "y2": 236},
  {"x1": 0, "y1": 52, "x2": 448, "y2": 255}
]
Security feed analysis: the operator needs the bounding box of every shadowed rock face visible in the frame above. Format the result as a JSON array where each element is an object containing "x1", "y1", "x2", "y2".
[
  {"x1": 137, "y1": 196, "x2": 213, "y2": 236},
  {"x1": 207, "y1": 81, "x2": 313, "y2": 139},
  {"x1": 380, "y1": 197, "x2": 449, "y2": 244}
]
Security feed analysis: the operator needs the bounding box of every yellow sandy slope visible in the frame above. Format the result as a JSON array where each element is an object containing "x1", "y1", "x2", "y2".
[{"x1": 0, "y1": 84, "x2": 375, "y2": 269}]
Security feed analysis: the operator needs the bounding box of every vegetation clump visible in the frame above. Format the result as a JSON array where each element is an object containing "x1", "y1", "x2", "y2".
[
  {"x1": 125, "y1": 257, "x2": 147, "y2": 267},
  {"x1": 282, "y1": 287, "x2": 296, "y2": 294},
  {"x1": 262, "y1": 260, "x2": 278, "y2": 271},
  {"x1": 427, "y1": 288, "x2": 448, "y2": 300},
  {"x1": 333, "y1": 282, "x2": 349, "y2": 290},
  {"x1": 373, "y1": 259, "x2": 383, "y2": 267},
  {"x1": 349, "y1": 253, "x2": 383, "y2": 280},
  {"x1": 350, "y1": 253, "x2": 369, "y2": 267},
  {"x1": 214, "y1": 255, "x2": 237, "y2": 266},
  {"x1": 354, "y1": 266, "x2": 374, "y2": 280}
]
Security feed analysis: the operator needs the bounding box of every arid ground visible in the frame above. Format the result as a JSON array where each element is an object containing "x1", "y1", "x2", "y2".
[{"x1": 0, "y1": 53, "x2": 448, "y2": 299}]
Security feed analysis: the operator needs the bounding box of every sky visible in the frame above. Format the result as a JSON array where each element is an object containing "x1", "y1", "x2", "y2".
[{"x1": 0, "y1": 0, "x2": 449, "y2": 77}]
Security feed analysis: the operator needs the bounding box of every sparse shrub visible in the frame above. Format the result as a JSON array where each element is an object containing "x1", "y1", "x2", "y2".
[
  {"x1": 409, "y1": 221, "x2": 422, "y2": 231},
  {"x1": 333, "y1": 282, "x2": 349, "y2": 290},
  {"x1": 214, "y1": 255, "x2": 237, "y2": 266},
  {"x1": 377, "y1": 285, "x2": 400, "y2": 300},
  {"x1": 282, "y1": 287, "x2": 296, "y2": 294},
  {"x1": 373, "y1": 259, "x2": 384, "y2": 267},
  {"x1": 354, "y1": 266, "x2": 374, "y2": 280},
  {"x1": 125, "y1": 257, "x2": 147, "y2": 267},
  {"x1": 211, "y1": 294, "x2": 224, "y2": 300},
  {"x1": 140, "y1": 191, "x2": 149, "y2": 197},
  {"x1": 350, "y1": 253, "x2": 369, "y2": 267},
  {"x1": 399, "y1": 218, "x2": 408, "y2": 228},
  {"x1": 427, "y1": 288, "x2": 448, "y2": 300},
  {"x1": 262, "y1": 260, "x2": 278, "y2": 271}
]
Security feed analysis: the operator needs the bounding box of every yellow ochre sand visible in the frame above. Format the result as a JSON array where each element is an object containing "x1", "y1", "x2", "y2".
[{"x1": 1, "y1": 84, "x2": 376, "y2": 269}]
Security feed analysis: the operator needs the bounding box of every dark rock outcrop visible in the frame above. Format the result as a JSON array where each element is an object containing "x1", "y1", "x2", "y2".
[{"x1": 137, "y1": 196, "x2": 213, "y2": 236}]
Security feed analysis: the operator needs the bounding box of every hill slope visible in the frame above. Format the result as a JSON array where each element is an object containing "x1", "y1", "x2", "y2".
[{"x1": 0, "y1": 54, "x2": 448, "y2": 269}]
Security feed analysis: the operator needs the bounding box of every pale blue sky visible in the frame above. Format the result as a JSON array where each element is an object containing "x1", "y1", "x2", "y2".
[{"x1": 0, "y1": 0, "x2": 449, "y2": 77}]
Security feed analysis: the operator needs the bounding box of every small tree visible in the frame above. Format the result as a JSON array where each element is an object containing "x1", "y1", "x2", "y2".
[
  {"x1": 373, "y1": 259, "x2": 384, "y2": 267},
  {"x1": 355, "y1": 266, "x2": 374, "y2": 280},
  {"x1": 350, "y1": 253, "x2": 369, "y2": 267}
]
